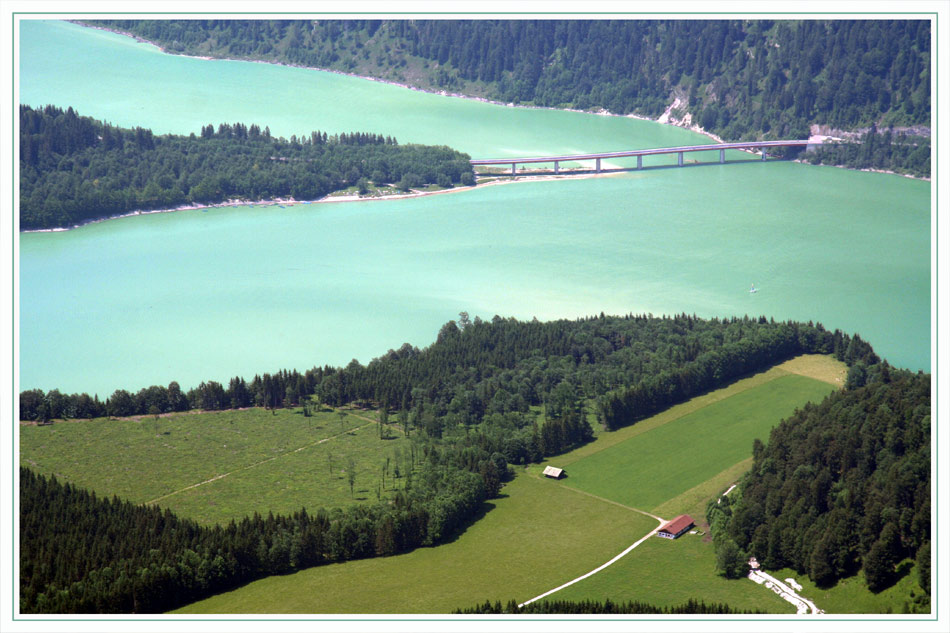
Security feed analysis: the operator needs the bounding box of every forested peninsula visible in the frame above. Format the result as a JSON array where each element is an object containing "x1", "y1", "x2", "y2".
[
  {"x1": 82, "y1": 19, "x2": 932, "y2": 177},
  {"x1": 19, "y1": 312, "x2": 929, "y2": 613},
  {"x1": 19, "y1": 104, "x2": 474, "y2": 230},
  {"x1": 19, "y1": 313, "x2": 879, "y2": 434}
]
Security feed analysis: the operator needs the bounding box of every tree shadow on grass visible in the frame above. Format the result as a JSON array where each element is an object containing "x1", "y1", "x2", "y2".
[
  {"x1": 881, "y1": 559, "x2": 916, "y2": 592},
  {"x1": 436, "y1": 495, "x2": 510, "y2": 546},
  {"x1": 813, "y1": 559, "x2": 914, "y2": 594}
]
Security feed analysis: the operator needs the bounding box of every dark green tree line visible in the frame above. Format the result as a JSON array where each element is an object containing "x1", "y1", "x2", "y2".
[
  {"x1": 21, "y1": 313, "x2": 877, "y2": 445},
  {"x1": 455, "y1": 597, "x2": 762, "y2": 614},
  {"x1": 21, "y1": 455, "x2": 490, "y2": 613}
]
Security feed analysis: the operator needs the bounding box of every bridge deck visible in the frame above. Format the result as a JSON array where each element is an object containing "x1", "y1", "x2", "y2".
[{"x1": 469, "y1": 140, "x2": 813, "y2": 166}]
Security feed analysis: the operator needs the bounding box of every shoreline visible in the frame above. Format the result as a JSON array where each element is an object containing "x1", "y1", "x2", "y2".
[
  {"x1": 71, "y1": 22, "x2": 706, "y2": 135},
  {"x1": 72, "y1": 20, "x2": 932, "y2": 181},
  {"x1": 22, "y1": 170, "x2": 623, "y2": 233},
  {"x1": 28, "y1": 21, "x2": 925, "y2": 234},
  {"x1": 21, "y1": 189, "x2": 453, "y2": 234}
]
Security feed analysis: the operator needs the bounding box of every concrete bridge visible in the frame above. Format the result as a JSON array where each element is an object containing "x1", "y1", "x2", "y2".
[{"x1": 470, "y1": 140, "x2": 816, "y2": 176}]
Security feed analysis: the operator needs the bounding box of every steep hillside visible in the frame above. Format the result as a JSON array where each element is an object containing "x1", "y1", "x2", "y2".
[{"x1": 83, "y1": 19, "x2": 932, "y2": 176}]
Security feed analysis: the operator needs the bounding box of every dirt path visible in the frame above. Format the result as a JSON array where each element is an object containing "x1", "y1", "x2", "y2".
[
  {"x1": 517, "y1": 472, "x2": 667, "y2": 606},
  {"x1": 144, "y1": 414, "x2": 377, "y2": 505},
  {"x1": 536, "y1": 472, "x2": 664, "y2": 523},
  {"x1": 519, "y1": 516, "x2": 666, "y2": 607}
]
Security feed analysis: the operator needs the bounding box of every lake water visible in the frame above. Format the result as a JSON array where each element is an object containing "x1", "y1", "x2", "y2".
[{"x1": 18, "y1": 20, "x2": 931, "y2": 396}]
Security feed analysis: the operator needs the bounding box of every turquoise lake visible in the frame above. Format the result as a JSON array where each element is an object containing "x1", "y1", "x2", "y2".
[{"x1": 18, "y1": 20, "x2": 932, "y2": 396}]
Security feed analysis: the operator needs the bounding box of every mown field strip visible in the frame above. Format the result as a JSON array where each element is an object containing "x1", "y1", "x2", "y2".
[
  {"x1": 542, "y1": 478, "x2": 664, "y2": 522},
  {"x1": 560, "y1": 374, "x2": 836, "y2": 510},
  {"x1": 518, "y1": 366, "x2": 837, "y2": 611},
  {"x1": 650, "y1": 457, "x2": 754, "y2": 520},
  {"x1": 559, "y1": 355, "x2": 844, "y2": 470}
]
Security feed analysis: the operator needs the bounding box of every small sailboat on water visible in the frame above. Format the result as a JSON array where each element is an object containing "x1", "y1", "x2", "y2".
[{"x1": 749, "y1": 283, "x2": 758, "y2": 294}]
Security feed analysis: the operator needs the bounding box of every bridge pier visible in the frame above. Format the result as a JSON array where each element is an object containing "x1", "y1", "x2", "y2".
[
  {"x1": 595, "y1": 158, "x2": 601, "y2": 173},
  {"x1": 761, "y1": 150, "x2": 767, "y2": 161},
  {"x1": 637, "y1": 155, "x2": 642, "y2": 170},
  {"x1": 678, "y1": 152, "x2": 684, "y2": 167},
  {"x1": 554, "y1": 161, "x2": 559, "y2": 175},
  {"x1": 720, "y1": 149, "x2": 725, "y2": 164},
  {"x1": 511, "y1": 163, "x2": 516, "y2": 176}
]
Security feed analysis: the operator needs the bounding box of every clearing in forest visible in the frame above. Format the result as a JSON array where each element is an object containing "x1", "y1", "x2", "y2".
[
  {"x1": 19, "y1": 406, "x2": 414, "y2": 525},
  {"x1": 173, "y1": 355, "x2": 843, "y2": 614}
]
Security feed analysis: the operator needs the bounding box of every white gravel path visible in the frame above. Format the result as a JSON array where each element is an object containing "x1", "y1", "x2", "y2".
[{"x1": 518, "y1": 516, "x2": 667, "y2": 607}]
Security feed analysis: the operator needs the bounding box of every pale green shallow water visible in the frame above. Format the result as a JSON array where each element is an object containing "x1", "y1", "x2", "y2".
[{"x1": 18, "y1": 20, "x2": 931, "y2": 395}]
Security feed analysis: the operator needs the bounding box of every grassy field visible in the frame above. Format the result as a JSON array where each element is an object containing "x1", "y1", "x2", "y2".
[
  {"x1": 651, "y1": 457, "x2": 753, "y2": 521},
  {"x1": 546, "y1": 529, "x2": 795, "y2": 613},
  {"x1": 172, "y1": 355, "x2": 851, "y2": 614},
  {"x1": 20, "y1": 406, "x2": 412, "y2": 525},
  {"x1": 172, "y1": 473, "x2": 663, "y2": 613},
  {"x1": 560, "y1": 374, "x2": 836, "y2": 511},
  {"x1": 155, "y1": 421, "x2": 416, "y2": 524},
  {"x1": 27, "y1": 354, "x2": 894, "y2": 614},
  {"x1": 765, "y1": 561, "x2": 930, "y2": 614},
  {"x1": 530, "y1": 355, "x2": 921, "y2": 615}
]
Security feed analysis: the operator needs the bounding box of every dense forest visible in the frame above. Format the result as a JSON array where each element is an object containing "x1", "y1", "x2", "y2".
[
  {"x1": 19, "y1": 104, "x2": 474, "y2": 230},
  {"x1": 455, "y1": 597, "x2": 762, "y2": 614},
  {"x1": 20, "y1": 313, "x2": 880, "y2": 460},
  {"x1": 706, "y1": 371, "x2": 931, "y2": 606},
  {"x1": 84, "y1": 19, "x2": 932, "y2": 176}
]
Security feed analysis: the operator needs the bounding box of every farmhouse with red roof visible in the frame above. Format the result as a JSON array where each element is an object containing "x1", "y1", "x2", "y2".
[{"x1": 656, "y1": 514, "x2": 694, "y2": 540}]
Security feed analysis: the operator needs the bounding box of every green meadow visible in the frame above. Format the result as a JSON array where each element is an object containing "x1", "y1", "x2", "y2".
[
  {"x1": 560, "y1": 374, "x2": 836, "y2": 511},
  {"x1": 19, "y1": 406, "x2": 411, "y2": 525},
  {"x1": 765, "y1": 562, "x2": 930, "y2": 614},
  {"x1": 24, "y1": 355, "x2": 898, "y2": 614},
  {"x1": 172, "y1": 356, "x2": 851, "y2": 613},
  {"x1": 172, "y1": 473, "x2": 663, "y2": 614},
  {"x1": 531, "y1": 356, "x2": 918, "y2": 615},
  {"x1": 547, "y1": 529, "x2": 795, "y2": 613}
]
